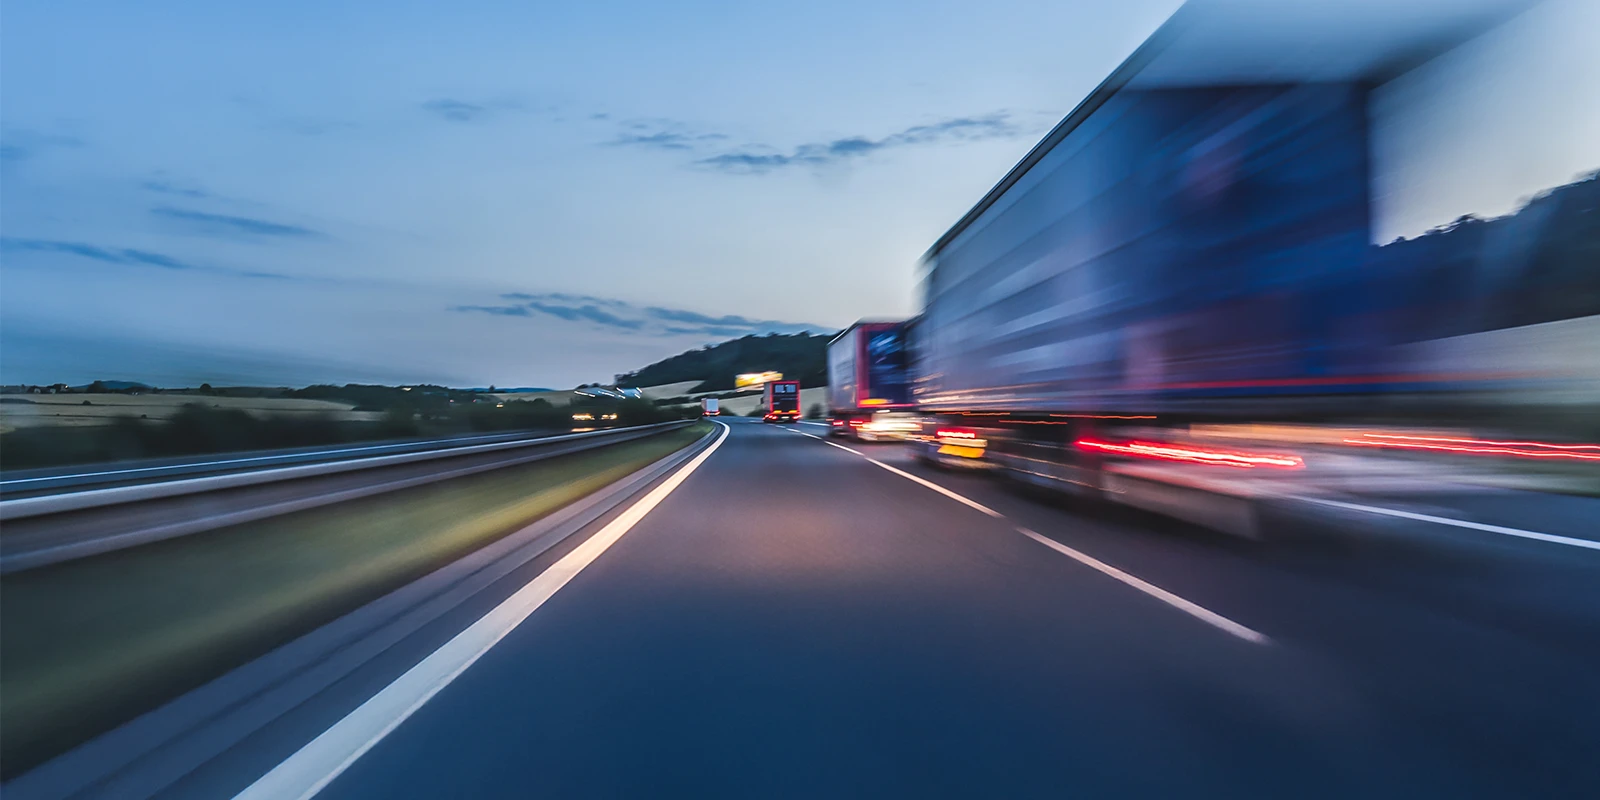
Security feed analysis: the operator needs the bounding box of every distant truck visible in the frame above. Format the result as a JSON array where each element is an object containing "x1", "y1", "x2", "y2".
[
  {"x1": 826, "y1": 320, "x2": 919, "y2": 440},
  {"x1": 761, "y1": 380, "x2": 801, "y2": 423},
  {"x1": 701, "y1": 397, "x2": 719, "y2": 416}
]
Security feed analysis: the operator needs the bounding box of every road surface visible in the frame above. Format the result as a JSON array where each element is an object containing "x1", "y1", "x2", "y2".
[{"x1": 200, "y1": 417, "x2": 1599, "y2": 798}]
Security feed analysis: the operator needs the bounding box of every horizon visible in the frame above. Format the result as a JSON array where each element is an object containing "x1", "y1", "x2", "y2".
[
  {"x1": 2, "y1": 328, "x2": 841, "y2": 391},
  {"x1": 1, "y1": 0, "x2": 1183, "y2": 388}
]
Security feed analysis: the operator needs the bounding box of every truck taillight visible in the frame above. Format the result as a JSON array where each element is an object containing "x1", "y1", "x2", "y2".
[{"x1": 935, "y1": 427, "x2": 987, "y2": 447}]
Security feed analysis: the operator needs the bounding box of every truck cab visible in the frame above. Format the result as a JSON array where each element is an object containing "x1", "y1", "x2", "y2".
[{"x1": 761, "y1": 380, "x2": 800, "y2": 422}]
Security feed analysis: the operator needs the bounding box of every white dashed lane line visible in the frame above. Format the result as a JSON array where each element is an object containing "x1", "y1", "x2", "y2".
[{"x1": 784, "y1": 426, "x2": 1269, "y2": 644}]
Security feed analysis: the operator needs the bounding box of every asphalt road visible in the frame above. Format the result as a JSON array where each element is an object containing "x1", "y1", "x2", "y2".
[{"x1": 262, "y1": 418, "x2": 1600, "y2": 797}]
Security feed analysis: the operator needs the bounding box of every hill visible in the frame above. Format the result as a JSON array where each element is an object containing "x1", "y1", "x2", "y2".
[{"x1": 618, "y1": 332, "x2": 835, "y2": 392}]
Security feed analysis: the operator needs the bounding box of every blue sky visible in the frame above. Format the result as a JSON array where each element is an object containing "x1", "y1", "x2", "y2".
[{"x1": 0, "y1": 0, "x2": 1184, "y2": 388}]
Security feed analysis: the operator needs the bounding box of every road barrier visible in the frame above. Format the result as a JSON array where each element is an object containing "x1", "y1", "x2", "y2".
[{"x1": 0, "y1": 420, "x2": 695, "y2": 573}]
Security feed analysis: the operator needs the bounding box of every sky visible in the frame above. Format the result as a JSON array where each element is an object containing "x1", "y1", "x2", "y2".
[{"x1": 1, "y1": 0, "x2": 1185, "y2": 388}]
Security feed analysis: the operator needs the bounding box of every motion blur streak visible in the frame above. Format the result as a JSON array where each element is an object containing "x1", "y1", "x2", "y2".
[
  {"x1": 233, "y1": 422, "x2": 730, "y2": 800},
  {"x1": 1344, "y1": 434, "x2": 1600, "y2": 461},
  {"x1": 1076, "y1": 439, "x2": 1305, "y2": 469},
  {"x1": 807, "y1": 426, "x2": 1269, "y2": 643}
]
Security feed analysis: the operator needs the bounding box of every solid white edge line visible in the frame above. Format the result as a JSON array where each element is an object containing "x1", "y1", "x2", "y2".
[
  {"x1": 798, "y1": 432, "x2": 1268, "y2": 644},
  {"x1": 233, "y1": 421, "x2": 731, "y2": 800},
  {"x1": 1296, "y1": 496, "x2": 1600, "y2": 552}
]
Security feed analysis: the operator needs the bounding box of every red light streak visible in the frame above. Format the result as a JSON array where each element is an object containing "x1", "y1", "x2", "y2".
[
  {"x1": 1346, "y1": 434, "x2": 1600, "y2": 461},
  {"x1": 1076, "y1": 438, "x2": 1303, "y2": 469},
  {"x1": 1049, "y1": 413, "x2": 1158, "y2": 420}
]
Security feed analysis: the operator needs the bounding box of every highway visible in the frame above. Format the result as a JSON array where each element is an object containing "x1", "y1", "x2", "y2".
[{"x1": 203, "y1": 417, "x2": 1600, "y2": 799}]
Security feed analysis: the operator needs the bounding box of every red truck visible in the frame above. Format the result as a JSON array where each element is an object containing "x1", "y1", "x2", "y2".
[{"x1": 761, "y1": 380, "x2": 800, "y2": 423}]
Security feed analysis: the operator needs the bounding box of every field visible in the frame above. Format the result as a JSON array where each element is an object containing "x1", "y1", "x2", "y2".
[
  {"x1": 0, "y1": 393, "x2": 379, "y2": 432},
  {"x1": 485, "y1": 389, "x2": 576, "y2": 406}
]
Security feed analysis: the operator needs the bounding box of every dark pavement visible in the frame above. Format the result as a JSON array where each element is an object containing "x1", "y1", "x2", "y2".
[{"x1": 317, "y1": 418, "x2": 1600, "y2": 798}]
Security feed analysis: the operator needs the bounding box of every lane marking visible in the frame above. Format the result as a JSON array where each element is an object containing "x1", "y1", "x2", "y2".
[
  {"x1": 1296, "y1": 496, "x2": 1600, "y2": 552},
  {"x1": 797, "y1": 434, "x2": 1268, "y2": 644},
  {"x1": 233, "y1": 421, "x2": 732, "y2": 800},
  {"x1": 1015, "y1": 528, "x2": 1269, "y2": 643},
  {"x1": 851, "y1": 452, "x2": 1006, "y2": 520}
]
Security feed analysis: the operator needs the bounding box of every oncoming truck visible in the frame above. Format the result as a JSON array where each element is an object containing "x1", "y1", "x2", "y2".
[
  {"x1": 826, "y1": 320, "x2": 919, "y2": 440},
  {"x1": 761, "y1": 380, "x2": 800, "y2": 423}
]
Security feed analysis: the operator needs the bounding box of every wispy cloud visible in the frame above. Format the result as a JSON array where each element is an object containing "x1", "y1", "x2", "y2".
[
  {"x1": 421, "y1": 97, "x2": 535, "y2": 124},
  {"x1": 454, "y1": 292, "x2": 826, "y2": 338},
  {"x1": 608, "y1": 120, "x2": 729, "y2": 152},
  {"x1": 152, "y1": 207, "x2": 322, "y2": 239},
  {"x1": 697, "y1": 112, "x2": 1021, "y2": 173},
  {"x1": 0, "y1": 130, "x2": 87, "y2": 163},
  {"x1": 454, "y1": 304, "x2": 531, "y2": 317},
  {"x1": 0, "y1": 237, "x2": 293, "y2": 280},
  {"x1": 422, "y1": 99, "x2": 489, "y2": 123},
  {"x1": 527, "y1": 301, "x2": 644, "y2": 330},
  {"x1": 141, "y1": 180, "x2": 213, "y2": 200},
  {"x1": 501, "y1": 291, "x2": 629, "y2": 308}
]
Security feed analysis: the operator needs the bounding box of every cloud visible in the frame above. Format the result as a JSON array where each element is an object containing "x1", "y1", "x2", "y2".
[
  {"x1": 152, "y1": 207, "x2": 322, "y2": 239},
  {"x1": 0, "y1": 130, "x2": 86, "y2": 163},
  {"x1": 697, "y1": 112, "x2": 1021, "y2": 173},
  {"x1": 527, "y1": 302, "x2": 644, "y2": 330},
  {"x1": 141, "y1": 180, "x2": 213, "y2": 200},
  {"x1": 500, "y1": 291, "x2": 634, "y2": 309},
  {"x1": 0, "y1": 237, "x2": 293, "y2": 280},
  {"x1": 453, "y1": 292, "x2": 825, "y2": 338},
  {"x1": 453, "y1": 304, "x2": 531, "y2": 317},
  {"x1": 421, "y1": 99, "x2": 489, "y2": 123},
  {"x1": 607, "y1": 119, "x2": 729, "y2": 152}
]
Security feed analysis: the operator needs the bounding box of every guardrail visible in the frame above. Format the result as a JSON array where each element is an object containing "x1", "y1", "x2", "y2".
[
  {"x1": 0, "y1": 420, "x2": 696, "y2": 573},
  {"x1": 0, "y1": 429, "x2": 569, "y2": 496}
]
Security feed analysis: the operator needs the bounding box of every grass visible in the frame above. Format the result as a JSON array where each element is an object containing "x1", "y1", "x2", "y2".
[
  {"x1": 0, "y1": 392, "x2": 376, "y2": 429},
  {"x1": 0, "y1": 422, "x2": 708, "y2": 776}
]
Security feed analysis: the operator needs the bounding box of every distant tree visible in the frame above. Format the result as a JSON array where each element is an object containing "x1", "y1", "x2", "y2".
[
  {"x1": 199, "y1": 383, "x2": 214, "y2": 394},
  {"x1": 615, "y1": 331, "x2": 838, "y2": 393},
  {"x1": 88, "y1": 380, "x2": 107, "y2": 393},
  {"x1": 488, "y1": 385, "x2": 497, "y2": 393}
]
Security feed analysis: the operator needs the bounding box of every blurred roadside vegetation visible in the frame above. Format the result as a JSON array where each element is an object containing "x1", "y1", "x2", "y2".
[
  {"x1": 0, "y1": 388, "x2": 694, "y2": 471},
  {"x1": 0, "y1": 422, "x2": 709, "y2": 774}
]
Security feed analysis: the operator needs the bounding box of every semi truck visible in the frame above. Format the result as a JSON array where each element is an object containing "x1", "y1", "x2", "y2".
[
  {"x1": 761, "y1": 380, "x2": 801, "y2": 423},
  {"x1": 701, "y1": 397, "x2": 719, "y2": 416},
  {"x1": 826, "y1": 320, "x2": 919, "y2": 440},
  {"x1": 910, "y1": 0, "x2": 1599, "y2": 530}
]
